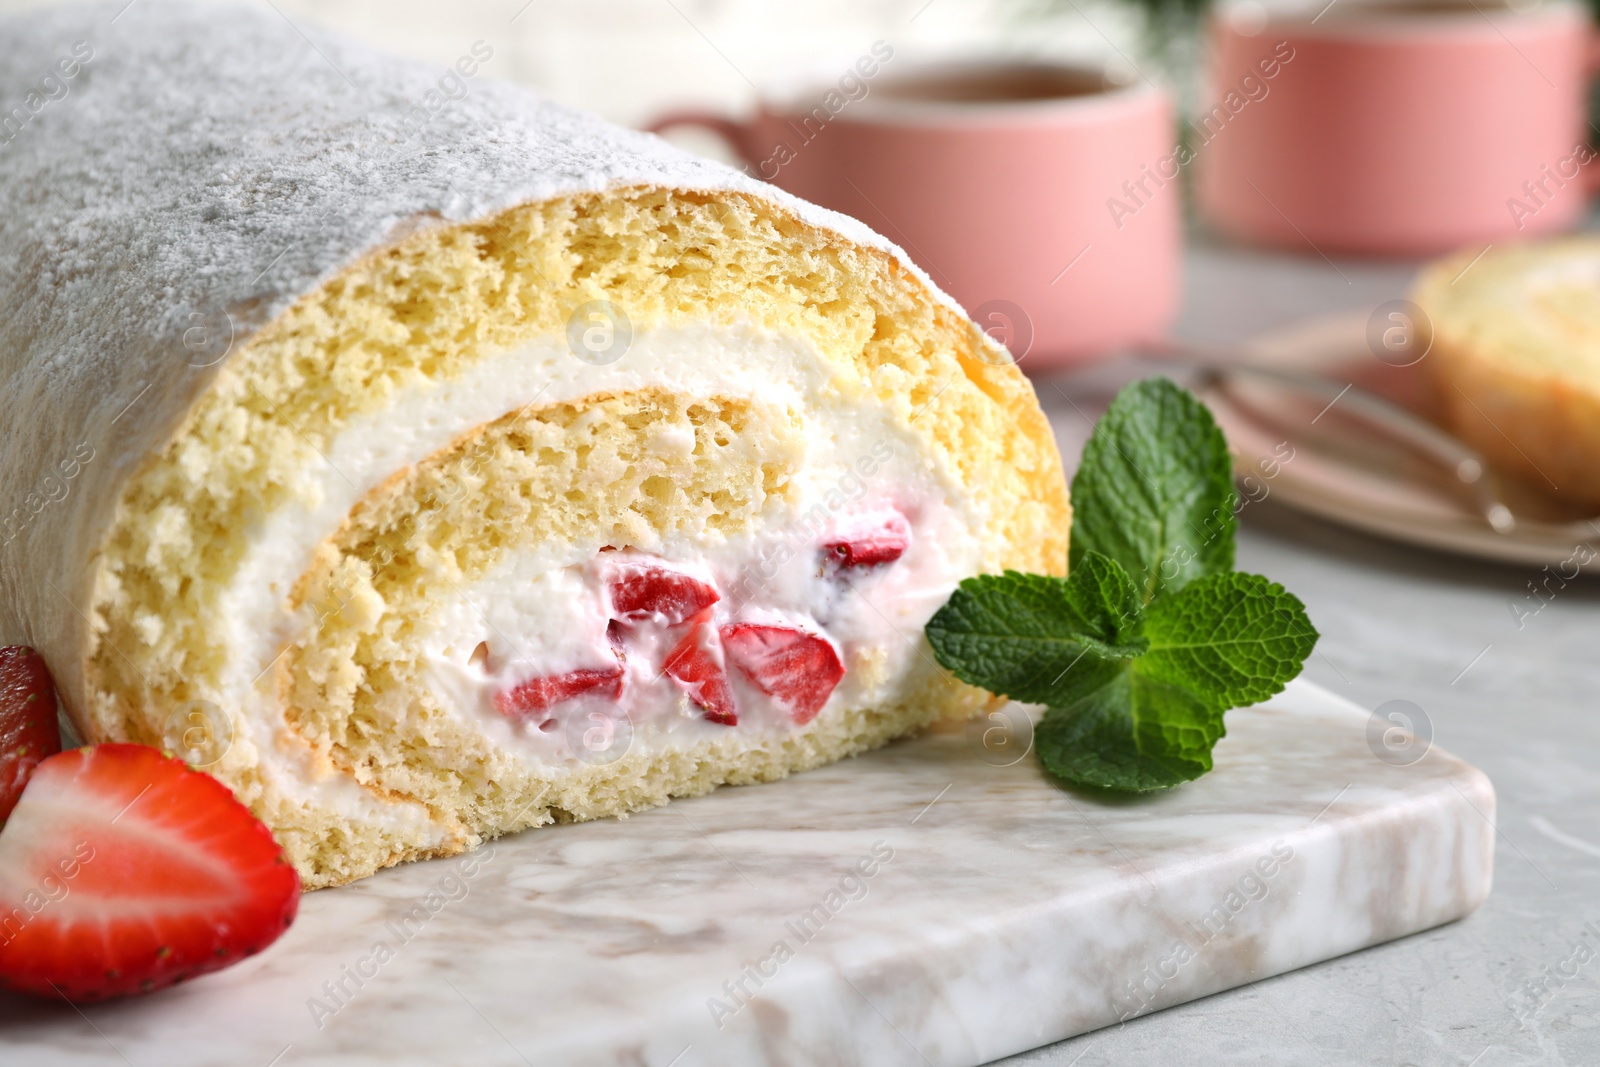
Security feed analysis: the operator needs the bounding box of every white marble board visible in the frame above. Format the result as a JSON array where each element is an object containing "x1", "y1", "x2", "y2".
[{"x1": 0, "y1": 678, "x2": 1495, "y2": 1066}]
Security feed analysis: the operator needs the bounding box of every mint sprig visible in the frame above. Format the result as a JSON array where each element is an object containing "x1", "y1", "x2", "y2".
[{"x1": 927, "y1": 377, "x2": 1318, "y2": 793}]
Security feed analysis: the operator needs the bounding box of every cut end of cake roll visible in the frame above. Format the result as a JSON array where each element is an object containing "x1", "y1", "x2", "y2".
[
  {"x1": 80, "y1": 187, "x2": 1069, "y2": 887},
  {"x1": 1414, "y1": 236, "x2": 1600, "y2": 507}
]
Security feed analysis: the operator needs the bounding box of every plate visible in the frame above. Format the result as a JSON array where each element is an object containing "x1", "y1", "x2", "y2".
[{"x1": 1199, "y1": 313, "x2": 1600, "y2": 571}]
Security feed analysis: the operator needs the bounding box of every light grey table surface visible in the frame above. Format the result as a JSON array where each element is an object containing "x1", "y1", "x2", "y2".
[{"x1": 1001, "y1": 233, "x2": 1600, "y2": 1067}]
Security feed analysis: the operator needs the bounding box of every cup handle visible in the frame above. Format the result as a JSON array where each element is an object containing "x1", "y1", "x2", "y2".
[
  {"x1": 643, "y1": 111, "x2": 755, "y2": 167},
  {"x1": 1583, "y1": 31, "x2": 1600, "y2": 193}
]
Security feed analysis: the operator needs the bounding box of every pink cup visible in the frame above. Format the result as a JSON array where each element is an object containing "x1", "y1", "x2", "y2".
[
  {"x1": 648, "y1": 61, "x2": 1181, "y2": 369},
  {"x1": 1200, "y1": 0, "x2": 1598, "y2": 257}
]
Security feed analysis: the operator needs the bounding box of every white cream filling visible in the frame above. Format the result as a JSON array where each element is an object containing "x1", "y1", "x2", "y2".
[
  {"x1": 418, "y1": 490, "x2": 969, "y2": 766},
  {"x1": 209, "y1": 322, "x2": 982, "y2": 825}
]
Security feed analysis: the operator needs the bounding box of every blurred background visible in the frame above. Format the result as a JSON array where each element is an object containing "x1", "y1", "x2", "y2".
[{"x1": 0, "y1": 0, "x2": 1158, "y2": 125}]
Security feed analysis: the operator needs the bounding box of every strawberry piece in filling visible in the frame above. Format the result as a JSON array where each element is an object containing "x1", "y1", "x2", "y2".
[
  {"x1": 608, "y1": 563, "x2": 719, "y2": 625},
  {"x1": 662, "y1": 612, "x2": 738, "y2": 725},
  {"x1": 483, "y1": 537, "x2": 889, "y2": 733},
  {"x1": 494, "y1": 664, "x2": 625, "y2": 723},
  {"x1": 720, "y1": 624, "x2": 845, "y2": 725},
  {"x1": 822, "y1": 513, "x2": 910, "y2": 568}
]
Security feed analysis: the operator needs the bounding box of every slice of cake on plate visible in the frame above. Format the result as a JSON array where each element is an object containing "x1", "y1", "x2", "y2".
[{"x1": 1415, "y1": 237, "x2": 1600, "y2": 507}]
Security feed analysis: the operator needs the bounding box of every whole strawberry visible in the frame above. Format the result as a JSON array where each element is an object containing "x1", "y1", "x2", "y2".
[{"x1": 0, "y1": 646, "x2": 62, "y2": 826}]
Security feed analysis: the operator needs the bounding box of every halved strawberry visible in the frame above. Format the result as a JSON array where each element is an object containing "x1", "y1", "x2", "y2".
[
  {"x1": 494, "y1": 664, "x2": 624, "y2": 723},
  {"x1": 0, "y1": 646, "x2": 62, "y2": 827},
  {"x1": 0, "y1": 744, "x2": 300, "y2": 1002},
  {"x1": 662, "y1": 612, "x2": 738, "y2": 725},
  {"x1": 608, "y1": 562, "x2": 719, "y2": 625},
  {"x1": 720, "y1": 624, "x2": 845, "y2": 725},
  {"x1": 823, "y1": 513, "x2": 910, "y2": 568}
]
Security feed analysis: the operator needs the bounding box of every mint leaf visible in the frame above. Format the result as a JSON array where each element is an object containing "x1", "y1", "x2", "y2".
[
  {"x1": 1140, "y1": 572, "x2": 1320, "y2": 712},
  {"x1": 1035, "y1": 671, "x2": 1222, "y2": 792},
  {"x1": 1048, "y1": 550, "x2": 1145, "y2": 648},
  {"x1": 924, "y1": 553, "x2": 1146, "y2": 706},
  {"x1": 1069, "y1": 377, "x2": 1236, "y2": 603}
]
